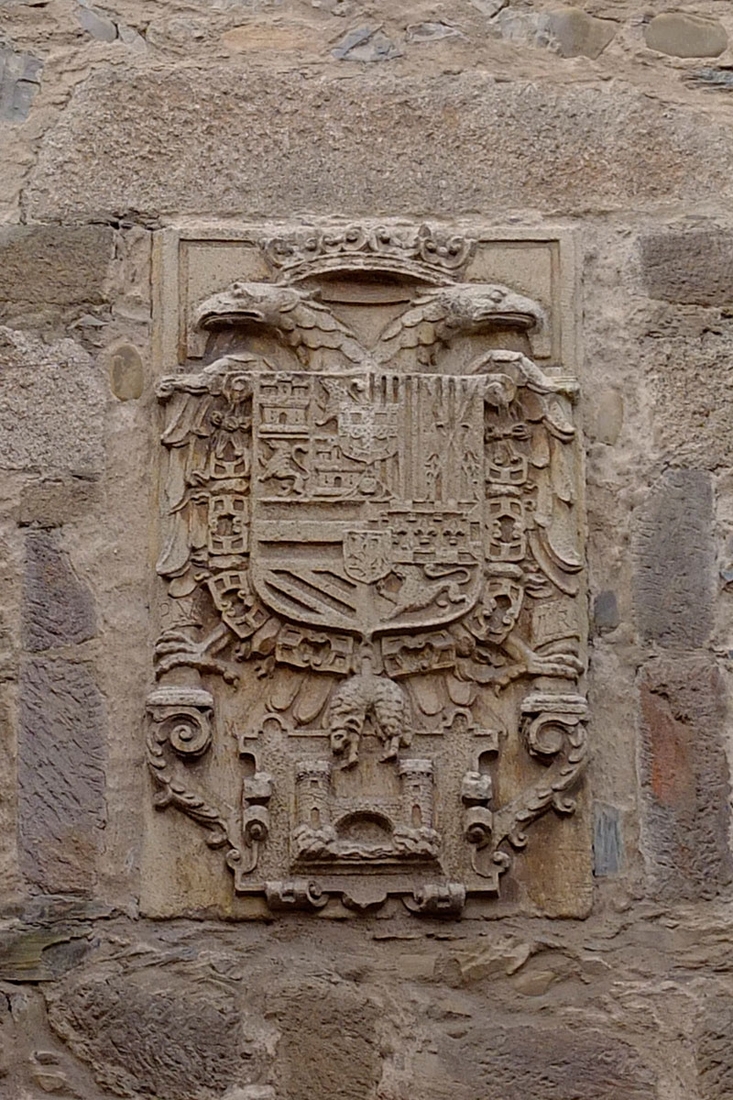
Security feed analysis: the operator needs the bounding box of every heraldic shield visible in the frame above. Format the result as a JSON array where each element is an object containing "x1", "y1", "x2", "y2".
[{"x1": 250, "y1": 371, "x2": 485, "y2": 638}]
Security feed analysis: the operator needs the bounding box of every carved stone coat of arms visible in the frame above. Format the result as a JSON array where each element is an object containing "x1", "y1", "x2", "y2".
[{"x1": 147, "y1": 224, "x2": 588, "y2": 917}]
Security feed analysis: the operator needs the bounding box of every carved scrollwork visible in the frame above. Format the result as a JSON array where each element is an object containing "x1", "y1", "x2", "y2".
[
  {"x1": 462, "y1": 771, "x2": 494, "y2": 851},
  {"x1": 264, "y1": 879, "x2": 328, "y2": 911},
  {"x1": 403, "y1": 883, "x2": 467, "y2": 916},
  {"x1": 229, "y1": 770, "x2": 274, "y2": 881},
  {"x1": 493, "y1": 693, "x2": 588, "y2": 854},
  {"x1": 146, "y1": 687, "x2": 238, "y2": 854}
]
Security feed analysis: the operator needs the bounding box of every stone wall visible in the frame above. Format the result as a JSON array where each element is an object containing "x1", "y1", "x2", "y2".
[{"x1": 2, "y1": 1, "x2": 733, "y2": 1097}]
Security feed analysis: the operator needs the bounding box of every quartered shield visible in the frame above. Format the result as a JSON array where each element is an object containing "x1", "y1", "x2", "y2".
[{"x1": 250, "y1": 371, "x2": 486, "y2": 637}]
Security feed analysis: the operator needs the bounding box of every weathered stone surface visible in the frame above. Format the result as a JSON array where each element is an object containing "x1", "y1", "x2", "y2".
[
  {"x1": 47, "y1": 972, "x2": 251, "y2": 1100},
  {"x1": 697, "y1": 999, "x2": 733, "y2": 1100},
  {"x1": 25, "y1": 70, "x2": 733, "y2": 222},
  {"x1": 332, "y1": 25, "x2": 402, "y2": 61},
  {"x1": 469, "y1": 0, "x2": 507, "y2": 15},
  {"x1": 0, "y1": 328, "x2": 105, "y2": 476},
  {"x1": 413, "y1": 1020, "x2": 656, "y2": 1099},
  {"x1": 593, "y1": 590, "x2": 619, "y2": 634},
  {"x1": 495, "y1": 8, "x2": 615, "y2": 59},
  {"x1": 220, "y1": 22, "x2": 321, "y2": 54},
  {"x1": 0, "y1": 226, "x2": 113, "y2": 322},
  {"x1": 639, "y1": 655, "x2": 732, "y2": 901},
  {"x1": 19, "y1": 478, "x2": 102, "y2": 529},
  {"x1": 3, "y1": 0, "x2": 733, "y2": 1093},
  {"x1": 22, "y1": 530, "x2": 96, "y2": 651},
  {"x1": 548, "y1": 8, "x2": 616, "y2": 59},
  {"x1": 406, "y1": 22, "x2": 462, "y2": 44},
  {"x1": 77, "y1": 3, "x2": 117, "y2": 42},
  {"x1": 0, "y1": 44, "x2": 42, "y2": 122},
  {"x1": 273, "y1": 988, "x2": 379, "y2": 1100},
  {"x1": 641, "y1": 231, "x2": 733, "y2": 307},
  {"x1": 633, "y1": 469, "x2": 714, "y2": 648},
  {"x1": 18, "y1": 658, "x2": 106, "y2": 894},
  {"x1": 639, "y1": 306, "x2": 733, "y2": 468},
  {"x1": 593, "y1": 802, "x2": 624, "y2": 876},
  {"x1": 117, "y1": 22, "x2": 146, "y2": 50},
  {"x1": 645, "y1": 14, "x2": 727, "y2": 59},
  {"x1": 686, "y1": 68, "x2": 733, "y2": 92},
  {"x1": 0, "y1": 920, "x2": 93, "y2": 982},
  {"x1": 589, "y1": 388, "x2": 624, "y2": 445}
]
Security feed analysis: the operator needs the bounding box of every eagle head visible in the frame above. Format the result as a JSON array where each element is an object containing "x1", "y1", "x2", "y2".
[
  {"x1": 194, "y1": 282, "x2": 303, "y2": 331},
  {"x1": 441, "y1": 283, "x2": 545, "y2": 334}
]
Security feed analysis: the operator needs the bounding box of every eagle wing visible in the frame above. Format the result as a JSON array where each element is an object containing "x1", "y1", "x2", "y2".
[
  {"x1": 374, "y1": 291, "x2": 446, "y2": 363},
  {"x1": 374, "y1": 284, "x2": 545, "y2": 366},
  {"x1": 195, "y1": 281, "x2": 368, "y2": 367}
]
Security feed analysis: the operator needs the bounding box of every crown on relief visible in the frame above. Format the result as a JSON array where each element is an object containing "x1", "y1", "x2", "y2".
[{"x1": 263, "y1": 224, "x2": 476, "y2": 284}]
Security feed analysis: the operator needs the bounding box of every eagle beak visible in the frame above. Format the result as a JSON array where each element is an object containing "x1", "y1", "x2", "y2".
[{"x1": 199, "y1": 309, "x2": 265, "y2": 329}]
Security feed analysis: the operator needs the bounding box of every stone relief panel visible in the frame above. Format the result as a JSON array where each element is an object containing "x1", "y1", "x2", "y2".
[{"x1": 145, "y1": 223, "x2": 588, "y2": 918}]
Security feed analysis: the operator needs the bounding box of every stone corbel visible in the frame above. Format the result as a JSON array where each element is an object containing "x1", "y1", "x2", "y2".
[
  {"x1": 146, "y1": 685, "x2": 241, "y2": 859},
  {"x1": 492, "y1": 691, "x2": 588, "y2": 855}
]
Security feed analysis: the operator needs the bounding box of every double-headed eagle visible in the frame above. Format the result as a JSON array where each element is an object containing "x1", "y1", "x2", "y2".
[
  {"x1": 157, "y1": 276, "x2": 582, "y2": 735},
  {"x1": 195, "y1": 279, "x2": 545, "y2": 371}
]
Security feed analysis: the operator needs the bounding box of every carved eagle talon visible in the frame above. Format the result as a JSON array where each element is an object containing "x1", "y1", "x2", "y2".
[
  {"x1": 526, "y1": 653, "x2": 585, "y2": 678},
  {"x1": 154, "y1": 629, "x2": 239, "y2": 684}
]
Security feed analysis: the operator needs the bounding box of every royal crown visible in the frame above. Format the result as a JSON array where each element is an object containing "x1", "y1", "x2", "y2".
[{"x1": 263, "y1": 223, "x2": 475, "y2": 285}]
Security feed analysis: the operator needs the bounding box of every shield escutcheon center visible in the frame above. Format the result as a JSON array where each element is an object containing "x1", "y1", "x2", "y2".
[{"x1": 343, "y1": 529, "x2": 393, "y2": 584}]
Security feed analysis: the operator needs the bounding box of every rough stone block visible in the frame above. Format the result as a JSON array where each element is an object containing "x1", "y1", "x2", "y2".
[
  {"x1": 697, "y1": 1000, "x2": 733, "y2": 1100},
  {"x1": 0, "y1": 44, "x2": 42, "y2": 123},
  {"x1": 639, "y1": 655, "x2": 732, "y2": 901},
  {"x1": 406, "y1": 22, "x2": 462, "y2": 44},
  {"x1": 640, "y1": 308, "x2": 733, "y2": 468},
  {"x1": 0, "y1": 226, "x2": 113, "y2": 321},
  {"x1": 0, "y1": 327, "x2": 105, "y2": 476},
  {"x1": 18, "y1": 658, "x2": 106, "y2": 894},
  {"x1": 548, "y1": 8, "x2": 616, "y2": 59},
  {"x1": 470, "y1": 0, "x2": 507, "y2": 15},
  {"x1": 593, "y1": 590, "x2": 620, "y2": 634},
  {"x1": 77, "y1": 3, "x2": 117, "y2": 42},
  {"x1": 0, "y1": 921, "x2": 93, "y2": 982},
  {"x1": 22, "y1": 530, "x2": 96, "y2": 652},
  {"x1": 589, "y1": 388, "x2": 624, "y2": 445},
  {"x1": 686, "y1": 68, "x2": 733, "y2": 92},
  {"x1": 272, "y1": 988, "x2": 380, "y2": 1100},
  {"x1": 593, "y1": 802, "x2": 624, "y2": 876},
  {"x1": 332, "y1": 25, "x2": 402, "y2": 61},
  {"x1": 415, "y1": 1021, "x2": 656, "y2": 1099},
  {"x1": 641, "y1": 231, "x2": 733, "y2": 306},
  {"x1": 24, "y1": 70, "x2": 733, "y2": 222},
  {"x1": 46, "y1": 972, "x2": 250, "y2": 1100},
  {"x1": 645, "y1": 14, "x2": 727, "y2": 59},
  {"x1": 18, "y1": 478, "x2": 101, "y2": 529},
  {"x1": 633, "y1": 469, "x2": 714, "y2": 648}
]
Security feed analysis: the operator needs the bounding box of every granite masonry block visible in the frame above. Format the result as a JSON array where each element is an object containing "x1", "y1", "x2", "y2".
[
  {"x1": 633, "y1": 469, "x2": 714, "y2": 648},
  {"x1": 0, "y1": 226, "x2": 113, "y2": 320},
  {"x1": 639, "y1": 654, "x2": 732, "y2": 901},
  {"x1": 22, "y1": 530, "x2": 96, "y2": 652},
  {"x1": 18, "y1": 658, "x2": 106, "y2": 894},
  {"x1": 641, "y1": 231, "x2": 733, "y2": 307}
]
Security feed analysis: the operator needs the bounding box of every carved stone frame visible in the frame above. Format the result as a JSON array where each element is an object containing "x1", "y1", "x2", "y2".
[{"x1": 142, "y1": 222, "x2": 589, "y2": 920}]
